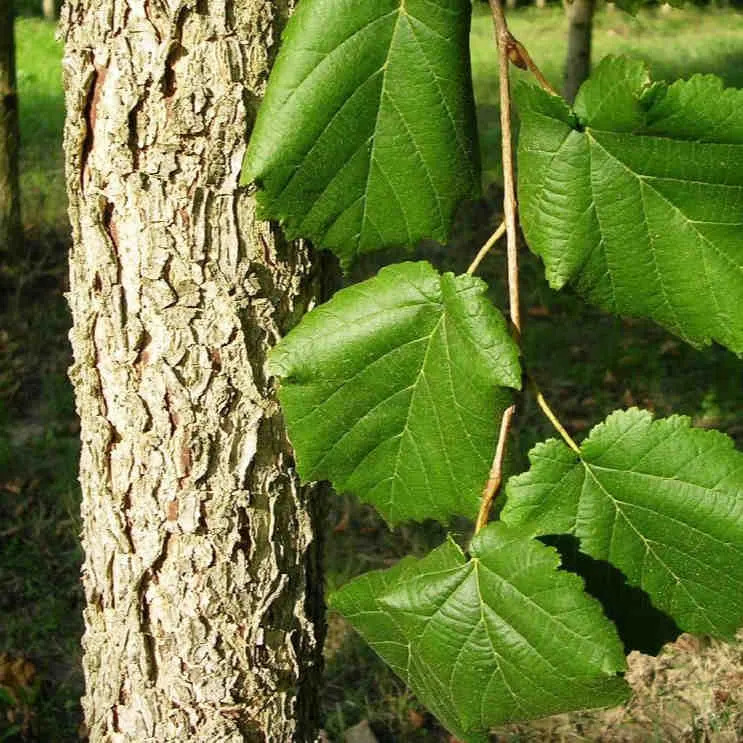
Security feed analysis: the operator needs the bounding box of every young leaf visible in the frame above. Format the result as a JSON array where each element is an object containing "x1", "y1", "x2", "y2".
[
  {"x1": 268, "y1": 262, "x2": 521, "y2": 524},
  {"x1": 518, "y1": 56, "x2": 743, "y2": 354},
  {"x1": 502, "y1": 408, "x2": 743, "y2": 638},
  {"x1": 331, "y1": 524, "x2": 629, "y2": 742},
  {"x1": 241, "y1": 0, "x2": 480, "y2": 268}
]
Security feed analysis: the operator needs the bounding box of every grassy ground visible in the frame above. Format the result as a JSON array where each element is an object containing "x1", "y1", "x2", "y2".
[
  {"x1": 15, "y1": 18, "x2": 67, "y2": 235},
  {"x1": 2, "y1": 7, "x2": 743, "y2": 742},
  {"x1": 0, "y1": 17, "x2": 82, "y2": 742}
]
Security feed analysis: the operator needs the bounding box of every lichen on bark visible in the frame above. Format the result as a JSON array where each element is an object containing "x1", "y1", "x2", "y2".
[{"x1": 61, "y1": 0, "x2": 327, "y2": 740}]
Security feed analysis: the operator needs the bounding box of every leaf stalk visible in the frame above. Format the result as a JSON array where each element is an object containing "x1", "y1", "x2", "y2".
[
  {"x1": 467, "y1": 221, "x2": 506, "y2": 276},
  {"x1": 533, "y1": 386, "x2": 581, "y2": 454},
  {"x1": 506, "y1": 34, "x2": 559, "y2": 96}
]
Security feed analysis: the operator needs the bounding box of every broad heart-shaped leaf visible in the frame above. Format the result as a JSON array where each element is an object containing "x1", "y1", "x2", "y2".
[
  {"x1": 517, "y1": 56, "x2": 743, "y2": 354},
  {"x1": 241, "y1": 0, "x2": 479, "y2": 269},
  {"x1": 502, "y1": 409, "x2": 743, "y2": 638},
  {"x1": 268, "y1": 262, "x2": 521, "y2": 524},
  {"x1": 330, "y1": 524, "x2": 629, "y2": 742}
]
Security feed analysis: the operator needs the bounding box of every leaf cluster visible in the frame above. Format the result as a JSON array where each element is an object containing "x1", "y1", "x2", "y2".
[{"x1": 243, "y1": 0, "x2": 743, "y2": 739}]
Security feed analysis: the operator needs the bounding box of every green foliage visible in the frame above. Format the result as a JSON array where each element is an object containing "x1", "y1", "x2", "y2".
[
  {"x1": 504, "y1": 409, "x2": 743, "y2": 637},
  {"x1": 517, "y1": 56, "x2": 743, "y2": 354},
  {"x1": 331, "y1": 523, "x2": 629, "y2": 743},
  {"x1": 246, "y1": 4, "x2": 743, "y2": 736},
  {"x1": 242, "y1": 0, "x2": 480, "y2": 268},
  {"x1": 470, "y1": 5, "x2": 743, "y2": 185},
  {"x1": 268, "y1": 261, "x2": 520, "y2": 524}
]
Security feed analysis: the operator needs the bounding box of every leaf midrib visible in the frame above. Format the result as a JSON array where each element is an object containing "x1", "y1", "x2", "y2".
[
  {"x1": 388, "y1": 312, "x2": 447, "y2": 521},
  {"x1": 358, "y1": 1, "x2": 447, "y2": 257}
]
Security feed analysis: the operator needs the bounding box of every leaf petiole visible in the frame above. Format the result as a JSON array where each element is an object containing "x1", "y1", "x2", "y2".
[
  {"x1": 466, "y1": 220, "x2": 506, "y2": 276},
  {"x1": 531, "y1": 382, "x2": 581, "y2": 454}
]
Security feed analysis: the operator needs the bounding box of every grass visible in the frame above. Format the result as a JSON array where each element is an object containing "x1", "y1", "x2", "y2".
[
  {"x1": 1, "y1": 17, "x2": 81, "y2": 742},
  {"x1": 2, "y1": 6, "x2": 743, "y2": 742},
  {"x1": 15, "y1": 18, "x2": 67, "y2": 235}
]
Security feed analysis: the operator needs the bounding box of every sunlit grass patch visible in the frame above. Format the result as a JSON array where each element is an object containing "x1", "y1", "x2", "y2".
[{"x1": 15, "y1": 18, "x2": 66, "y2": 235}]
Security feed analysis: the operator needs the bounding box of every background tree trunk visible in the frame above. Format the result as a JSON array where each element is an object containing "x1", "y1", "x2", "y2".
[
  {"x1": 0, "y1": 0, "x2": 21, "y2": 254},
  {"x1": 61, "y1": 0, "x2": 327, "y2": 740},
  {"x1": 564, "y1": 0, "x2": 595, "y2": 103},
  {"x1": 42, "y1": 0, "x2": 56, "y2": 21}
]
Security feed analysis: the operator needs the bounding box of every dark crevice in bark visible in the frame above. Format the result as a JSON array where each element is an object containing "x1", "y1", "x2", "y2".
[
  {"x1": 163, "y1": 42, "x2": 187, "y2": 98},
  {"x1": 232, "y1": 505, "x2": 253, "y2": 560},
  {"x1": 295, "y1": 485, "x2": 327, "y2": 742},
  {"x1": 140, "y1": 532, "x2": 172, "y2": 684},
  {"x1": 81, "y1": 64, "x2": 107, "y2": 185}
]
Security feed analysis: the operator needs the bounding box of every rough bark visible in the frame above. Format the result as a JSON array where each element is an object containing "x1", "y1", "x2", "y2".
[
  {"x1": 563, "y1": 0, "x2": 595, "y2": 103},
  {"x1": 0, "y1": 0, "x2": 21, "y2": 254},
  {"x1": 42, "y1": 0, "x2": 57, "y2": 21},
  {"x1": 61, "y1": 0, "x2": 328, "y2": 740}
]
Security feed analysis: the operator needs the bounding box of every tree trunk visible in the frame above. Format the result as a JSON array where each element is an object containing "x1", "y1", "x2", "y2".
[
  {"x1": 563, "y1": 0, "x2": 595, "y2": 103},
  {"x1": 42, "y1": 0, "x2": 56, "y2": 21},
  {"x1": 61, "y1": 1, "x2": 327, "y2": 740},
  {"x1": 0, "y1": 0, "x2": 21, "y2": 255}
]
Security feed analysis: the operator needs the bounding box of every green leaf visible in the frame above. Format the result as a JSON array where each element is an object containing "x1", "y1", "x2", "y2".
[
  {"x1": 242, "y1": 0, "x2": 480, "y2": 269},
  {"x1": 540, "y1": 534, "x2": 681, "y2": 656},
  {"x1": 572, "y1": 56, "x2": 649, "y2": 131},
  {"x1": 331, "y1": 524, "x2": 629, "y2": 742},
  {"x1": 517, "y1": 56, "x2": 743, "y2": 354},
  {"x1": 503, "y1": 408, "x2": 743, "y2": 638},
  {"x1": 268, "y1": 262, "x2": 521, "y2": 524},
  {"x1": 330, "y1": 544, "x2": 478, "y2": 743},
  {"x1": 329, "y1": 554, "x2": 418, "y2": 680}
]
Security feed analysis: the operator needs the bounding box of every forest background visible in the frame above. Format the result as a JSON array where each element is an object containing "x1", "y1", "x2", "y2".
[{"x1": 2, "y1": 0, "x2": 743, "y2": 740}]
